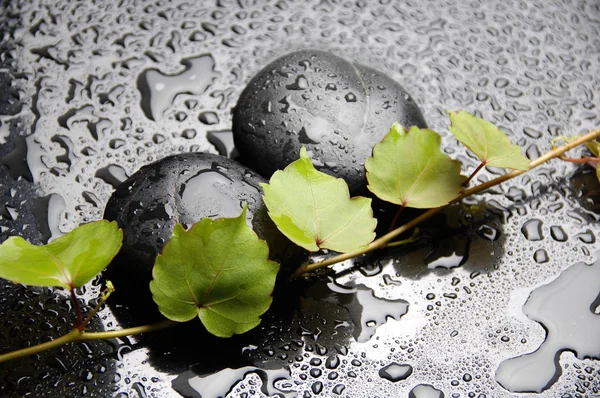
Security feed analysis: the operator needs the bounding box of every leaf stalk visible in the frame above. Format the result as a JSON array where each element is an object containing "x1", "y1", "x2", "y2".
[
  {"x1": 69, "y1": 287, "x2": 83, "y2": 331},
  {"x1": 80, "y1": 282, "x2": 115, "y2": 330},
  {"x1": 462, "y1": 161, "x2": 487, "y2": 187}
]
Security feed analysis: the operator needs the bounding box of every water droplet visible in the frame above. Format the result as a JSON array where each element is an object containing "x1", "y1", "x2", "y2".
[
  {"x1": 533, "y1": 249, "x2": 549, "y2": 264},
  {"x1": 199, "y1": 111, "x2": 219, "y2": 125},
  {"x1": 286, "y1": 75, "x2": 309, "y2": 90},
  {"x1": 95, "y1": 164, "x2": 129, "y2": 189},
  {"x1": 521, "y1": 219, "x2": 543, "y2": 241},
  {"x1": 409, "y1": 384, "x2": 445, "y2": 398},
  {"x1": 550, "y1": 225, "x2": 568, "y2": 242},
  {"x1": 379, "y1": 362, "x2": 413, "y2": 382},
  {"x1": 344, "y1": 92, "x2": 357, "y2": 102}
]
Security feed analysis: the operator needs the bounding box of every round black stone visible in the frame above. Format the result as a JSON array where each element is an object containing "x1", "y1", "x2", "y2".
[
  {"x1": 103, "y1": 152, "x2": 287, "y2": 317},
  {"x1": 232, "y1": 49, "x2": 428, "y2": 194}
]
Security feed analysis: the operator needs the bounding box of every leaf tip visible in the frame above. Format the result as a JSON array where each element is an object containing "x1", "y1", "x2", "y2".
[
  {"x1": 299, "y1": 145, "x2": 309, "y2": 159},
  {"x1": 239, "y1": 203, "x2": 249, "y2": 220},
  {"x1": 390, "y1": 122, "x2": 407, "y2": 136},
  {"x1": 172, "y1": 223, "x2": 187, "y2": 236}
]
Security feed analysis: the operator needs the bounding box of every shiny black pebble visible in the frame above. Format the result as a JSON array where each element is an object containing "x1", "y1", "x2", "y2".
[
  {"x1": 103, "y1": 152, "x2": 286, "y2": 317},
  {"x1": 233, "y1": 49, "x2": 428, "y2": 194}
]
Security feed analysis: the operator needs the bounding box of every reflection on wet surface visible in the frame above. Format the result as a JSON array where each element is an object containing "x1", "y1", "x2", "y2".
[{"x1": 0, "y1": 0, "x2": 599, "y2": 396}]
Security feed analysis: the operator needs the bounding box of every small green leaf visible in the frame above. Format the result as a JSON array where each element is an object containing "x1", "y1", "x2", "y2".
[
  {"x1": 448, "y1": 110, "x2": 529, "y2": 170},
  {"x1": 150, "y1": 206, "x2": 279, "y2": 338},
  {"x1": 586, "y1": 140, "x2": 600, "y2": 157},
  {"x1": 260, "y1": 147, "x2": 376, "y2": 253},
  {"x1": 365, "y1": 123, "x2": 466, "y2": 208},
  {"x1": 0, "y1": 220, "x2": 122, "y2": 289}
]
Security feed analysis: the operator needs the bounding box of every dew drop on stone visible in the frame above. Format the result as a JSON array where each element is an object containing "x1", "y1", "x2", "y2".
[
  {"x1": 286, "y1": 75, "x2": 309, "y2": 90},
  {"x1": 298, "y1": 116, "x2": 334, "y2": 145},
  {"x1": 179, "y1": 170, "x2": 240, "y2": 221},
  {"x1": 378, "y1": 362, "x2": 413, "y2": 382}
]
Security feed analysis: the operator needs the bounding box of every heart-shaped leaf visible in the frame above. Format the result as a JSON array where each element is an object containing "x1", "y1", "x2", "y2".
[
  {"x1": 0, "y1": 220, "x2": 122, "y2": 289},
  {"x1": 366, "y1": 123, "x2": 466, "y2": 208},
  {"x1": 261, "y1": 147, "x2": 376, "y2": 253},
  {"x1": 448, "y1": 110, "x2": 529, "y2": 170},
  {"x1": 150, "y1": 206, "x2": 279, "y2": 338}
]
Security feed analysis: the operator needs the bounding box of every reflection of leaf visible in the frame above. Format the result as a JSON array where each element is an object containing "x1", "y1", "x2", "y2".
[
  {"x1": 0, "y1": 220, "x2": 122, "y2": 289},
  {"x1": 448, "y1": 110, "x2": 529, "y2": 170},
  {"x1": 365, "y1": 123, "x2": 466, "y2": 208},
  {"x1": 150, "y1": 206, "x2": 279, "y2": 338},
  {"x1": 261, "y1": 147, "x2": 376, "y2": 253}
]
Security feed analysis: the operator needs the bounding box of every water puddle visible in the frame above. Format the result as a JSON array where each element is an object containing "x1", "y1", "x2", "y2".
[
  {"x1": 138, "y1": 54, "x2": 220, "y2": 121},
  {"x1": 172, "y1": 365, "x2": 294, "y2": 398},
  {"x1": 318, "y1": 278, "x2": 410, "y2": 343},
  {"x1": 496, "y1": 256, "x2": 600, "y2": 392},
  {"x1": 179, "y1": 170, "x2": 240, "y2": 221}
]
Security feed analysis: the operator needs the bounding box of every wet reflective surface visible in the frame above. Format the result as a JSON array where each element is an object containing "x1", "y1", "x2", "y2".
[{"x1": 1, "y1": 0, "x2": 600, "y2": 397}]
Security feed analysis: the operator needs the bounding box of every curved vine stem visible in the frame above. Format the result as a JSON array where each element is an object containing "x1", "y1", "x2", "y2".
[
  {"x1": 291, "y1": 129, "x2": 600, "y2": 279},
  {"x1": 0, "y1": 319, "x2": 176, "y2": 364}
]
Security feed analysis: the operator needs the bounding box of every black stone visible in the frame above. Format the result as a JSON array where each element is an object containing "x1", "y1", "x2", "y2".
[
  {"x1": 232, "y1": 49, "x2": 428, "y2": 194},
  {"x1": 103, "y1": 152, "x2": 289, "y2": 319}
]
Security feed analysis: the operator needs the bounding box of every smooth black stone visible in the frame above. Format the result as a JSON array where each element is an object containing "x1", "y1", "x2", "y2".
[
  {"x1": 103, "y1": 152, "x2": 287, "y2": 318},
  {"x1": 232, "y1": 49, "x2": 428, "y2": 194}
]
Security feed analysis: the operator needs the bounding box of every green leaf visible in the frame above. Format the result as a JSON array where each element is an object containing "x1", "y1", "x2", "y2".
[
  {"x1": 0, "y1": 220, "x2": 122, "y2": 289},
  {"x1": 365, "y1": 123, "x2": 466, "y2": 208},
  {"x1": 260, "y1": 147, "x2": 376, "y2": 253},
  {"x1": 586, "y1": 140, "x2": 600, "y2": 157},
  {"x1": 448, "y1": 110, "x2": 529, "y2": 170},
  {"x1": 150, "y1": 206, "x2": 279, "y2": 338}
]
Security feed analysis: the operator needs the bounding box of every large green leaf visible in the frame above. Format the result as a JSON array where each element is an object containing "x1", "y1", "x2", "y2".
[
  {"x1": 260, "y1": 147, "x2": 376, "y2": 253},
  {"x1": 365, "y1": 123, "x2": 466, "y2": 208},
  {"x1": 448, "y1": 110, "x2": 529, "y2": 170},
  {"x1": 0, "y1": 220, "x2": 122, "y2": 289},
  {"x1": 150, "y1": 206, "x2": 279, "y2": 338}
]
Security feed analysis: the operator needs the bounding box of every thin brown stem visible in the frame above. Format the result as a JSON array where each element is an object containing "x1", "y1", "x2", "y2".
[
  {"x1": 70, "y1": 287, "x2": 83, "y2": 330},
  {"x1": 0, "y1": 319, "x2": 176, "y2": 364},
  {"x1": 291, "y1": 128, "x2": 600, "y2": 279},
  {"x1": 388, "y1": 204, "x2": 406, "y2": 233},
  {"x1": 463, "y1": 161, "x2": 487, "y2": 187},
  {"x1": 559, "y1": 156, "x2": 599, "y2": 164}
]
